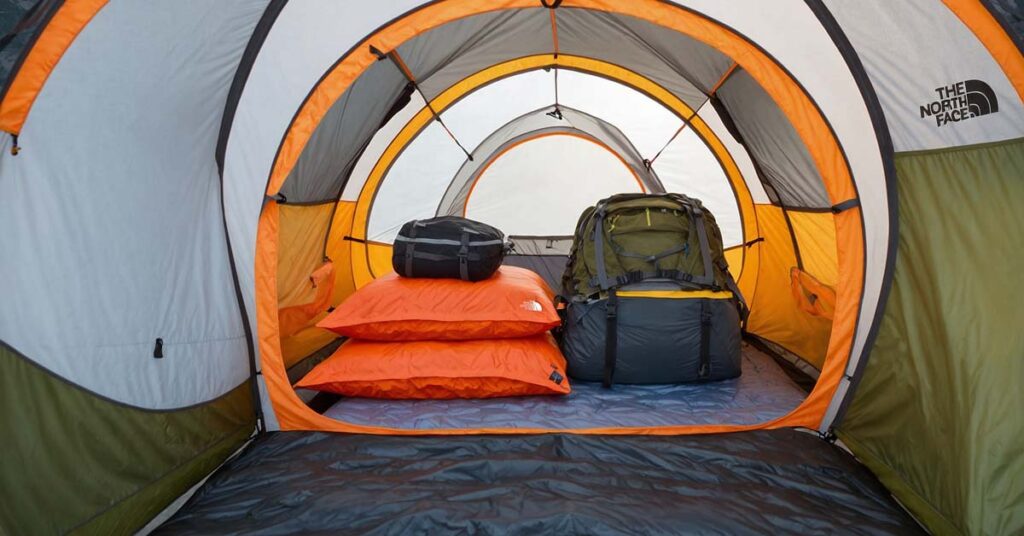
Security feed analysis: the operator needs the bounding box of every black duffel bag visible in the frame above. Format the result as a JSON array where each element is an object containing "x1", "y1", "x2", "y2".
[{"x1": 392, "y1": 216, "x2": 508, "y2": 281}]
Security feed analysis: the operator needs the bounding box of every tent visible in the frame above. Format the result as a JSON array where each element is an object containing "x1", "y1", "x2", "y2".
[{"x1": 0, "y1": 1, "x2": 1020, "y2": 534}]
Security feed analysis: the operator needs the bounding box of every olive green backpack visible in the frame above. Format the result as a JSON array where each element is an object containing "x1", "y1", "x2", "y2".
[{"x1": 561, "y1": 193, "x2": 745, "y2": 309}]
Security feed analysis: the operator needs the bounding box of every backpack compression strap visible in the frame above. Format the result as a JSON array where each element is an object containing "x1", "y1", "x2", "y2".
[{"x1": 591, "y1": 206, "x2": 619, "y2": 387}]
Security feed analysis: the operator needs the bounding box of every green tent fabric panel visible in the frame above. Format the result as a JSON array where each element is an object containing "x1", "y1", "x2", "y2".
[
  {"x1": 0, "y1": 342, "x2": 255, "y2": 535},
  {"x1": 837, "y1": 137, "x2": 1024, "y2": 536}
]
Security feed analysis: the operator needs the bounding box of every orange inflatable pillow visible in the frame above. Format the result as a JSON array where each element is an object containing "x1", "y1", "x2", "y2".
[
  {"x1": 316, "y1": 266, "x2": 560, "y2": 340},
  {"x1": 295, "y1": 334, "x2": 571, "y2": 399}
]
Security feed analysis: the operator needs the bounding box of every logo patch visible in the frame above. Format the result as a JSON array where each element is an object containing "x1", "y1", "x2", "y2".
[
  {"x1": 520, "y1": 300, "x2": 543, "y2": 312},
  {"x1": 920, "y1": 79, "x2": 998, "y2": 127}
]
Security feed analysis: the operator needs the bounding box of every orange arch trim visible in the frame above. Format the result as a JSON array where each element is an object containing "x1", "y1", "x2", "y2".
[
  {"x1": 0, "y1": 0, "x2": 107, "y2": 134},
  {"x1": 258, "y1": 0, "x2": 861, "y2": 436}
]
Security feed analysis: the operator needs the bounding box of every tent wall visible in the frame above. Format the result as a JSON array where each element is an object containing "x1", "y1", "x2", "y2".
[
  {"x1": 0, "y1": 343, "x2": 253, "y2": 535},
  {"x1": 744, "y1": 206, "x2": 835, "y2": 368},
  {"x1": 838, "y1": 138, "x2": 1024, "y2": 536},
  {"x1": 0, "y1": 1, "x2": 266, "y2": 533}
]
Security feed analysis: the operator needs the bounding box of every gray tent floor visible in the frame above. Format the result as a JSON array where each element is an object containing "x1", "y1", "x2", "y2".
[
  {"x1": 156, "y1": 430, "x2": 922, "y2": 535},
  {"x1": 322, "y1": 343, "x2": 805, "y2": 430}
]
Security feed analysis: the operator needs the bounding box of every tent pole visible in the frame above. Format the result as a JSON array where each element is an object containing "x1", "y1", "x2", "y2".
[
  {"x1": 372, "y1": 46, "x2": 474, "y2": 161},
  {"x1": 645, "y1": 62, "x2": 738, "y2": 169}
]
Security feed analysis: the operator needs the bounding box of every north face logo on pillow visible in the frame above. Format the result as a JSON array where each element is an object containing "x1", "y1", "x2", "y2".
[
  {"x1": 919, "y1": 79, "x2": 999, "y2": 127},
  {"x1": 520, "y1": 300, "x2": 543, "y2": 312}
]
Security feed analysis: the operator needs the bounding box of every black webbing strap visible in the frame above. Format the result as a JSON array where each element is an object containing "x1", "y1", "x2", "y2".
[
  {"x1": 831, "y1": 198, "x2": 860, "y2": 213},
  {"x1": 407, "y1": 250, "x2": 482, "y2": 262},
  {"x1": 699, "y1": 301, "x2": 711, "y2": 379},
  {"x1": 589, "y1": 269, "x2": 705, "y2": 290},
  {"x1": 718, "y1": 260, "x2": 749, "y2": 325},
  {"x1": 404, "y1": 220, "x2": 418, "y2": 276},
  {"x1": 458, "y1": 231, "x2": 470, "y2": 281},
  {"x1": 603, "y1": 288, "x2": 618, "y2": 388},
  {"x1": 689, "y1": 204, "x2": 716, "y2": 286},
  {"x1": 609, "y1": 241, "x2": 689, "y2": 267},
  {"x1": 592, "y1": 206, "x2": 612, "y2": 291}
]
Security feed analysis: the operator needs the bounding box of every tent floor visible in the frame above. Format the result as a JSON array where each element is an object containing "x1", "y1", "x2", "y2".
[
  {"x1": 322, "y1": 343, "x2": 805, "y2": 430},
  {"x1": 157, "y1": 430, "x2": 922, "y2": 535}
]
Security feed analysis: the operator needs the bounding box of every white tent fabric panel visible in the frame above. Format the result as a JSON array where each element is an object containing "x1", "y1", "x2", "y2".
[
  {"x1": 557, "y1": 70, "x2": 692, "y2": 158},
  {"x1": 825, "y1": 0, "x2": 1024, "y2": 152},
  {"x1": 652, "y1": 128, "x2": 744, "y2": 248},
  {"x1": 431, "y1": 70, "x2": 557, "y2": 153},
  {"x1": 0, "y1": 1, "x2": 266, "y2": 409},
  {"x1": 463, "y1": 135, "x2": 645, "y2": 236},
  {"x1": 368, "y1": 122, "x2": 468, "y2": 242},
  {"x1": 222, "y1": 1, "x2": 424, "y2": 376}
]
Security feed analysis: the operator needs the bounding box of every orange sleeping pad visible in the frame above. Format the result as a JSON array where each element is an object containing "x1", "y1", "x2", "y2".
[
  {"x1": 295, "y1": 334, "x2": 571, "y2": 399},
  {"x1": 316, "y1": 266, "x2": 560, "y2": 340}
]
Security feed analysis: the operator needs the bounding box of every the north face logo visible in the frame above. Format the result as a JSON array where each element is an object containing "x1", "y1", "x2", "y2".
[
  {"x1": 919, "y1": 79, "x2": 998, "y2": 127},
  {"x1": 520, "y1": 300, "x2": 543, "y2": 312}
]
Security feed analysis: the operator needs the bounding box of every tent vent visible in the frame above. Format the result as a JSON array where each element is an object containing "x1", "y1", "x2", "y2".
[{"x1": 153, "y1": 338, "x2": 164, "y2": 359}]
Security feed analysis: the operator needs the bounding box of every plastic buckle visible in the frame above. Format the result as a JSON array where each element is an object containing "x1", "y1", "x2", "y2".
[{"x1": 606, "y1": 299, "x2": 617, "y2": 318}]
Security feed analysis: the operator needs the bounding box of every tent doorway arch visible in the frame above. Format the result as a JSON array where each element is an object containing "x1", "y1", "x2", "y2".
[{"x1": 257, "y1": 0, "x2": 864, "y2": 438}]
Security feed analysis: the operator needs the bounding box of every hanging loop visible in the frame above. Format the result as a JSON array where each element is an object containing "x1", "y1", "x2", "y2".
[{"x1": 540, "y1": 0, "x2": 562, "y2": 8}]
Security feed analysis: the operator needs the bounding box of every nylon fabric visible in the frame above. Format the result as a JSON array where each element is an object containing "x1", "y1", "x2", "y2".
[
  {"x1": 279, "y1": 58, "x2": 410, "y2": 203},
  {"x1": 744, "y1": 205, "x2": 832, "y2": 369},
  {"x1": 0, "y1": 342, "x2": 253, "y2": 536},
  {"x1": 0, "y1": 0, "x2": 106, "y2": 134},
  {"x1": 281, "y1": 326, "x2": 336, "y2": 371},
  {"x1": 157, "y1": 430, "x2": 922, "y2": 535},
  {"x1": 437, "y1": 105, "x2": 663, "y2": 216},
  {"x1": 323, "y1": 200, "x2": 359, "y2": 304},
  {"x1": 295, "y1": 334, "x2": 570, "y2": 399},
  {"x1": 0, "y1": 0, "x2": 265, "y2": 409},
  {"x1": 716, "y1": 70, "x2": 829, "y2": 208},
  {"x1": 824, "y1": 0, "x2": 1024, "y2": 151},
  {"x1": 276, "y1": 204, "x2": 334, "y2": 308},
  {"x1": 277, "y1": 260, "x2": 335, "y2": 339},
  {"x1": 788, "y1": 209, "x2": 839, "y2": 286},
  {"x1": 317, "y1": 266, "x2": 560, "y2": 341},
  {"x1": 838, "y1": 138, "x2": 1024, "y2": 536}
]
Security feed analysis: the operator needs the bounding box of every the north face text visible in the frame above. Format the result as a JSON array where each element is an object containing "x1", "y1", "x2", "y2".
[{"x1": 919, "y1": 79, "x2": 999, "y2": 127}]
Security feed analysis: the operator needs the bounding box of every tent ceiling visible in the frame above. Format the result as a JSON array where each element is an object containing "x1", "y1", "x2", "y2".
[{"x1": 276, "y1": 6, "x2": 821, "y2": 215}]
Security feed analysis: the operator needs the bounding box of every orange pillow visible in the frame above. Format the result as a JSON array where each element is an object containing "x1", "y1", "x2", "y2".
[
  {"x1": 316, "y1": 266, "x2": 560, "y2": 340},
  {"x1": 294, "y1": 334, "x2": 570, "y2": 399}
]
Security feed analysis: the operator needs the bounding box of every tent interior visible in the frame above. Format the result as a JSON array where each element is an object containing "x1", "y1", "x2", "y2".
[
  {"x1": 269, "y1": 6, "x2": 850, "y2": 433},
  {"x1": 4, "y1": 1, "x2": 1021, "y2": 534}
]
